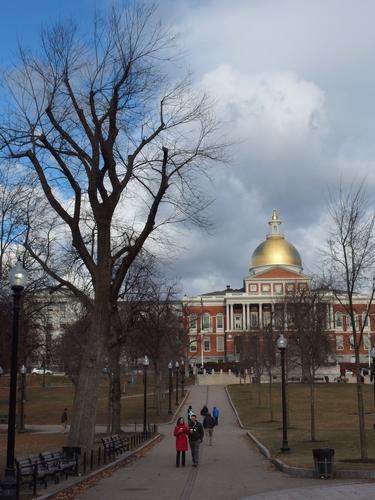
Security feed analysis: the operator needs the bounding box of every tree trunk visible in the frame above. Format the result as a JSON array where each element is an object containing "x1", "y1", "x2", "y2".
[
  {"x1": 110, "y1": 348, "x2": 122, "y2": 434},
  {"x1": 154, "y1": 366, "x2": 161, "y2": 416},
  {"x1": 68, "y1": 296, "x2": 110, "y2": 451},
  {"x1": 355, "y1": 346, "x2": 368, "y2": 460},
  {"x1": 310, "y1": 372, "x2": 316, "y2": 441},
  {"x1": 268, "y1": 369, "x2": 274, "y2": 421}
]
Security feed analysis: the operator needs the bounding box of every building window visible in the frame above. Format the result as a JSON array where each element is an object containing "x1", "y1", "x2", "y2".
[
  {"x1": 250, "y1": 306, "x2": 258, "y2": 327},
  {"x1": 349, "y1": 335, "x2": 355, "y2": 350},
  {"x1": 202, "y1": 313, "x2": 211, "y2": 331},
  {"x1": 249, "y1": 284, "x2": 258, "y2": 294},
  {"x1": 190, "y1": 340, "x2": 197, "y2": 352},
  {"x1": 234, "y1": 314, "x2": 242, "y2": 330},
  {"x1": 335, "y1": 312, "x2": 343, "y2": 328},
  {"x1": 261, "y1": 284, "x2": 271, "y2": 294},
  {"x1": 286, "y1": 283, "x2": 295, "y2": 293},
  {"x1": 216, "y1": 336, "x2": 224, "y2": 352},
  {"x1": 203, "y1": 337, "x2": 211, "y2": 352},
  {"x1": 274, "y1": 283, "x2": 283, "y2": 294},
  {"x1": 216, "y1": 314, "x2": 224, "y2": 330},
  {"x1": 363, "y1": 335, "x2": 371, "y2": 350},
  {"x1": 190, "y1": 314, "x2": 197, "y2": 330},
  {"x1": 363, "y1": 313, "x2": 369, "y2": 329},
  {"x1": 262, "y1": 306, "x2": 272, "y2": 328},
  {"x1": 336, "y1": 335, "x2": 344, "y2": 351}
]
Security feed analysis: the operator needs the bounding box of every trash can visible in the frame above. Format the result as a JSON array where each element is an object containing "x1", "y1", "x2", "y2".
[{"x1": 312, "y1": 448, "x2": 334, "y2": 478}]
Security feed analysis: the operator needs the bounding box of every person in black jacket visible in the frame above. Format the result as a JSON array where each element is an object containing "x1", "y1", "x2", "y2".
[
  {"x1": 203, "y1": 412, "x2": 215, "y2": 445},
  {"x1": 188, "y1": 414, "x2": 204, "y2": 467},
  {"x1": 200, "y1": 405, "x2": 209, "y2": 417}
]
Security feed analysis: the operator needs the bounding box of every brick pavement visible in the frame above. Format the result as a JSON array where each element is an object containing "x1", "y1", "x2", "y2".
[{"x1": 75, "y1": 385, "x2": 369, "y2": 500}]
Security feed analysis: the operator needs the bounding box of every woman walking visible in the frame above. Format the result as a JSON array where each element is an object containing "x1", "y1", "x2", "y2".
[{"x1": 173, "y1": 417, "x2": 189, "y2": 467}]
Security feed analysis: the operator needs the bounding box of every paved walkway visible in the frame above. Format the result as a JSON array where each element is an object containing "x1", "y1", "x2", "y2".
[{"x1": 72, "y1": 384, "x2": 373, "y2": 500}]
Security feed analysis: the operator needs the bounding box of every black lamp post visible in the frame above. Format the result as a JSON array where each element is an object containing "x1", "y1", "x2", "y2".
[
  {"x1": 371, "y1": 347, "x2": 375, "y2": 429},
  {"x1": 277, "y1": 333, "x2": 290, "y2": 453},
  {"x1": 18, "y1": 365, "x2": 26, "y2": 433},
  {"x1": 175, "y1": 361, "x2": 179, "y2": 406},
  {"x1": 0, "y1": 259, "x2": 27, "y2": 498},
  {"x1": 143, "y1": 355, "x2": 149, "y2": 434},
  {"x1": 168, "y1": 361, "x2": 173, "y2": 414},
  {"x1": 180, "y1": 360, "x2": 185, "y2": 397}
]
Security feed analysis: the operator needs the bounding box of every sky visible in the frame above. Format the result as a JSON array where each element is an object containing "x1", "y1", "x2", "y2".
[{"x1": 1, "y1": 0, "x2": 375, "y2": 296}]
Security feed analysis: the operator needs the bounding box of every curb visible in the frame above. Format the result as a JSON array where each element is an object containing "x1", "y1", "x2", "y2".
[
  {"x1": 35, "y1": 434, "x2": 161, "y2": 500},
  {"x1": 225, "y1": 385, "x2": 375, "y2": 480}
]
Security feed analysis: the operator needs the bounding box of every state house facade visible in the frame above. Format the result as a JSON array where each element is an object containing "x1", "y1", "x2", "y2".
[{"x1": 183, "y1": 211, "x2": 374, "y2": 368}]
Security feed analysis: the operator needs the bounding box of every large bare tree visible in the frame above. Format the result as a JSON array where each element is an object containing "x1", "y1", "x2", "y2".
[
  {"x1": 326, "y1": 182, "x2": 375, "y2": 459},
  {"x1": 0, "y1": 4, "x2": 224, "y2": 449}
]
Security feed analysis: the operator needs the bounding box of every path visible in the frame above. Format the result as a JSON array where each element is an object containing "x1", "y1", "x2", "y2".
[{"x1": 73, "y1": 384, "x2": 372, "y2": 500}]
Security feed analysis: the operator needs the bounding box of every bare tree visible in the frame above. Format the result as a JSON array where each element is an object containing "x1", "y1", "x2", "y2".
[
  {"x1": 127, "y1": 280, "x2": 183, "y2": 415},
  {"x1": 285, "y1": 285, "x2": 332, "y2": 441},
  {"x1": 326, "y1": 182, "x2": 375, "y2": 459},
  {"x1": 0, "y1": 5, "x2": 224, "y2": 449}
]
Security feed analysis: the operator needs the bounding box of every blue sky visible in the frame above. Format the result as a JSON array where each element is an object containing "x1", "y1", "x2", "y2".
[{"x1": 2, "y1": 0, "x2": 375, "y2": 295}]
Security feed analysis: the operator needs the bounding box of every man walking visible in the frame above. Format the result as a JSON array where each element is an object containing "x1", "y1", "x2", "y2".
[
  {"x1": 203, "y1": 412, "x2": 215, "y2": 445},
  {"x1": 61, "y1": 408, "x2": 68, "y2": 433},
  {"x1": 188, "y1": 414, "x2": 204, "y2": 467}
]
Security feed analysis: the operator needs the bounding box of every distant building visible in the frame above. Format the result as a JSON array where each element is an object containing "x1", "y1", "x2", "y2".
[{"x1": 183, "y1": 210, "x2": 374, "y2": 368}]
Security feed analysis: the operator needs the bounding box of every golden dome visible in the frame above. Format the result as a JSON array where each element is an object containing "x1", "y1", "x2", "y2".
[{"x1": 250, "y1": 210, "x2": 302, "y2": 269}]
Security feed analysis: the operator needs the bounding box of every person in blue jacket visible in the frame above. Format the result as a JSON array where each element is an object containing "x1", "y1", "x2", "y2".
[{"x1": 212, "y1": 406, "x2": 219, "y2": 425}]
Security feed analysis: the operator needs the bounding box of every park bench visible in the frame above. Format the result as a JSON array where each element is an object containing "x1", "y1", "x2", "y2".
[
  {"x1": 101, "y1": 434, "x2": 129, "y2": 456},
  {"x1": 40, "y1": 451, "x2": 77, "y2": 478},
  {"x1": 0, "y1": 414, "x2": 8, "y2": 424},
  {"x1": 15, "y1": 457, "x2": 52, "y2": 495}
]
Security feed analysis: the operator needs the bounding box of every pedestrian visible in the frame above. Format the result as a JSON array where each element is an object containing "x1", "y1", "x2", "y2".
[
  {"x1": 173, "y1": 417, "x2": 189, "y2": 467},
  {"x1": 187, "y1": 405, "x2": 194, "y2": 425},
  {"x1": 212, "y1": 406, "x2": 219, "y2": 425},
  {"x1": 61, "y1": 408, "x2": 68, "y2": 433},
  {"x1": 203, "y1": 412, "x2": 215, "y2": 445},
  {"x1": 188, "y1": 414, "x2": 204, "y2": 467},
  {"x1": 200, "y1": 404, "x2": 208, "y2": 417}
]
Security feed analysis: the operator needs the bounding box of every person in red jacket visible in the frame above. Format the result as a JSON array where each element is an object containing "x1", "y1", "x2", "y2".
[{"x1": 173, "y1": 416, "x2": 189, "y2": 467}]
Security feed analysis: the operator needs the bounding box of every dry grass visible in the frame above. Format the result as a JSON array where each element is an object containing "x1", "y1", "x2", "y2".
[
  {"x1": 228, "y1": 382, "x2": 375, "y2": 469},
  {"x1": 0, "y1": 374, "x2": 185, "y2": 426}
]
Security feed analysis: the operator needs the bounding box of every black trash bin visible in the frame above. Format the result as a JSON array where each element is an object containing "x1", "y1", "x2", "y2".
[{"x1": 312, "y1": 448, "x2": 334, "y2": 478}]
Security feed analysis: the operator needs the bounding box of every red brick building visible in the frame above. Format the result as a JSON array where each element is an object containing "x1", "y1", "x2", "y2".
[{"x1": 183, "y1": 210, "x2": 375, "y2": 368}]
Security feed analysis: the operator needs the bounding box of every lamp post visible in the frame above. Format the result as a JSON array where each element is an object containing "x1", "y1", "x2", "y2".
[
  {"x1": 277, "y1": 333, "x2": 290, "y2": 453},
  {"x1": 180, "y1": 360, "x2": 185, "y2": 397},
  {"x1": 175, "y1": 361, "x2": 179, "y2": 406},
  {"x1": 0, "y1": 259, "x2": 27, "y2": 498},
  {"x1": 18, "y1": 365, "x2": 27, "y2": 433},
  {"x1": 371, "y1": 347, "x2": 375, "y2": 429},
  {"x1": 168, "y1": 361, "x2": 173, "y2": 414},
  {"x1": 143, "y1": 355, "x2": 149, "y2": 435}
]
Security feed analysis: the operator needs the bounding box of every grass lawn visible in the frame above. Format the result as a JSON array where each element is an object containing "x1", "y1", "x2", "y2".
[
  {"x1": 0, "y1": 373, "x2": 186, "y2": 426},
  {"x1": 228, "y1": 382, "x2": 375, "y2": 469},
  {"x1": 0, "y1": 373, "x2": 185, "y2": 479}
]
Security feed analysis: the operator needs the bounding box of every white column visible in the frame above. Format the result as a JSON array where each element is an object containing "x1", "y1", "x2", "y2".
[
  {"x1": 230, "y1": 304, "x2": 233, "y2": 331},
  {"x1": 247, "y1": 304, "x2": 250, "y2": 329},
  {"x1": 242, "y1": 304, "x2": 246, "y2": 331},
  {"x1": 259, "y1": 303, "x2": 263, "y2": 329},
  {"x1": 226, "y1": 303, "x2": 229, "y2": 331}
]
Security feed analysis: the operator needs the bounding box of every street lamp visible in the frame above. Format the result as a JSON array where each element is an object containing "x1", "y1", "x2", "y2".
[
  {"x1": 277, "y1": 333, "x2": 290, "y2": 453},
  {"x1": 175, "y1": 361, "x2": 179, "y2": 406},
  {"x1": 18, "y1": 365, "x2": 27, "y2": 433},
  {"x1": 143, "y1": 355, "x2": 149, "y2": 435},
  {"x1": 180, "y1": 360, "x2": 185, "y2": 397},
  {"x1": 0, "y1": 259, "x2": 27, "y2": 498},
  {"x1": 168, "y1": 361, "x2": 173, "y2": 415},
  {"x1": 371, "y1": 347, "x2": 375, "y2": 429}
]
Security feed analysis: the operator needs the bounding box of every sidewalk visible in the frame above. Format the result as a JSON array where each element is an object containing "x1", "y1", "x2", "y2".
[{"x1": 73, "y1": 385, "x2": 363, "y2": 500}]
